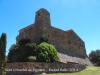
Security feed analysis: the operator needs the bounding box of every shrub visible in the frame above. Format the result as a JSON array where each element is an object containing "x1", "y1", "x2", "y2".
[
  {"x1": 37, "y1": 42, "x2": 59, "y2": 62},
  {"x1": 27, "y1": 56, "x2": 36, "y2": 62},
  {"x1": 25, "y1": 42, "x2": 37, "y2": 56},
  {"x1": 40, "y1": 37, "x2": 48, "y2": 43}
]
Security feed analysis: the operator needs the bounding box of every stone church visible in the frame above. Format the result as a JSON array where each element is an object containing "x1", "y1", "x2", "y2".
[{"x1": 16, "y1": 8, "x2": 92, "y2": 66}]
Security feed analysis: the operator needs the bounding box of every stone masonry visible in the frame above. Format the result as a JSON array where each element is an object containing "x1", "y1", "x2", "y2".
[
  {"x1": 16, "y1": 8, "x2": 92, "y2": 66},
  {"x1": 6, "y1": 62, "x2": 86, "y2": 75}
]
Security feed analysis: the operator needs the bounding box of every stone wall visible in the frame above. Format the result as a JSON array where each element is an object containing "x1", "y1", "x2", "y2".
[
  {"x1": 17, "y1": 24, "x2": 86, "y2": 57},
  {"x1": 47, "y1": 27, "x2": 86, "y2": 57},
  {"x1": 6, "y1": 62, "x2": 86, "y2": 75},
  {"x1": 16, "y1": 23, "x2": 43, "y2": 43}
]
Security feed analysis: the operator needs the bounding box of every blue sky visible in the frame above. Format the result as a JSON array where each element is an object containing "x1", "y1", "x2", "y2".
[{"x1": 0, "y1": 0, "x2": 100, "y2": 55}]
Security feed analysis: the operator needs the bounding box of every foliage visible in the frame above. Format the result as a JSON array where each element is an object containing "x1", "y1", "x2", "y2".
[
  {"x1": 8, "y1": 38, "x2": 59, "y2": 63},
  {"x1": 89, "y1": 50, "x2": 100, "y2": 66},
  {"x1": 25, "y1": 42, "x2": 37, "y2": 56},
  {"x1": 0, "y1": 33, "x2": 6, "y2": 61},
  {"x1": 8, "y1": 39, "x2": 37, "y2": 62},
  {"x1": 8, "y1": 44, "x2": 19, "y2": 62},
  {"x1": 5, "y1": 55, "x2": 8, "y2": 63},
  {"x1": 37, "y1": 42, "x2": 59, "y2": 62},
  {"x1": 40, "y1": 37, "x2": 48, "y2": 43},
  {"x1": 27, "y1": 56, "x2": 36, "y2": 62},
  {"x1": 0, "y1": 33, "x2": 7, "y2": 75}
]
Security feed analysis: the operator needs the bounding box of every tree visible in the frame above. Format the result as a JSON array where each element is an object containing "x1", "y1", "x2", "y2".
[
  {"x1": 8, "y1": 43, "x2": 28, "y2": 62},
  {"x1": 37, "y1": 42, "x2": 59, "y2": 62},
  {"x1": 8, "y1": 44, "x2": 19, "y2": 62},
  {"x1": 89, "y1": 49, "x2": 100, "y2": 66},
  {"x1": 25, "y1": 42, "x2": 37, "y2": 56},
  {"x1": 8, "y1": 39, "x2": 37, "y2": 62},
  {"x1": 0, "y1": 33, "x2": 7, "y2": 75},
  {"x1": 0, "y1": 33, "x2": 6, "y2": 60}
]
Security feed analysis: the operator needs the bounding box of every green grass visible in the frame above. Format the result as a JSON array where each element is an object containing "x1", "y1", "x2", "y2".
[{"x1": 38, "y1": 66, "x2": 100, "y2": 75}]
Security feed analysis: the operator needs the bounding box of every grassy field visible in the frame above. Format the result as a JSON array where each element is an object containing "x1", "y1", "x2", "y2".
[{"x1": 38, "y1": 66, "x2": 100, "y2": 75}]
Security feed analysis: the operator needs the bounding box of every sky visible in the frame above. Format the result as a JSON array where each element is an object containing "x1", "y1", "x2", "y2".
[{"x1": 0, "y1": 0, "x2": 100, "y2": 55}]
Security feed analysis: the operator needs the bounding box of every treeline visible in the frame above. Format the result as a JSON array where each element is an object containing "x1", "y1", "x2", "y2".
[
  {"x1": 89, "y1": 49, "x2": 100, "y2": 66},
  {"x1": 0, "y1": 33, "x2": 7, "y2": 75}
]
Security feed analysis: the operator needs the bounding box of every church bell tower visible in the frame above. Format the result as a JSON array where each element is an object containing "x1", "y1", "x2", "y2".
[{"x1": 34, "y1": 8, "x2": 51, "y2": 28}]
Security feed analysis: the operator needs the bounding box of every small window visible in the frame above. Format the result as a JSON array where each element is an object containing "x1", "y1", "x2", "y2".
[{"x1": 38, "y1": 13, "x2": 40, "y2": 16}]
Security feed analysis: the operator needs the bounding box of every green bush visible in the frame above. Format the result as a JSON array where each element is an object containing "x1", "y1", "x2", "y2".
[
  {"x1": 40, "y1": 37, "x2": 48, "y2": 43},
  {"x1": 27, "y1": 56, "x2": 36, "y2": 62},
  {"x1": 37, "y1": 42, "x2": 59, "y2": 62},
  {"x1": 25, "y1": 42, "x2": 37, "y2": 56}
]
